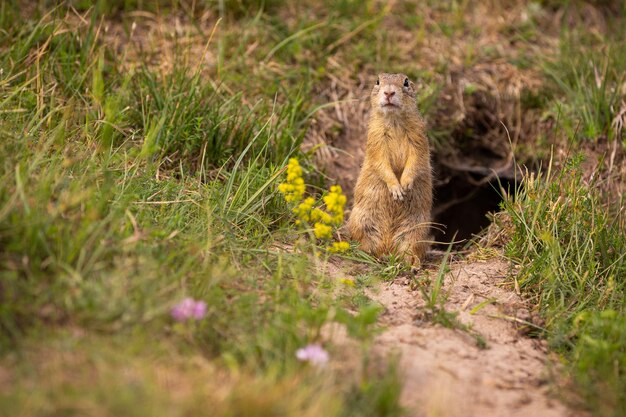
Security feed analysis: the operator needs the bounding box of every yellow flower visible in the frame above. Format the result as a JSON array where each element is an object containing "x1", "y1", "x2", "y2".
[
  {"x1": 327, "y1": 241, "x2": 350, "y2": 253},
  {"x1": 311, "y1": 208, "x2": 332, "y2": 224},
  {"x1": 278, "y1": 158, "x2": 306, "y2": 203},
  {"x1": 293, "y1": 197, "x2": 315, "y2": 223},
  {"x1": 339, "y1": 278, "x2": 355, "y2": 287},
  {"x1": 287, "y1": 158, "x2": 302, "y2": 175},
  {"x1": 330, "y1": 212, "x2": 344, "y2": 226},
  {"x1": 279, "y1": 160, "x2": 349, "y2": 244},
  {"x1": 314, "y1": 222, "x2": 332, "y2": 239},
  {"x1": 322, "y1": 185, "x2": 346, "y2": 226}
]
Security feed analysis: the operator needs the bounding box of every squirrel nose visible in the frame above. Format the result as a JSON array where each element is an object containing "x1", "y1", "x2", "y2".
[{"x1": 384, "y1": 91, "x2": 395, "y2": 99}]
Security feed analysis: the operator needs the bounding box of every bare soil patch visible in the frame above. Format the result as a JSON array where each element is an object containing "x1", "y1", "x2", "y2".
[{"x1": 369, "y1": 258, "x2": 583, "y2": 417}]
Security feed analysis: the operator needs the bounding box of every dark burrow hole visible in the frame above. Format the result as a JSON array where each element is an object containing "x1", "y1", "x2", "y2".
[
  {"x1": 431, "y1": 161, "x2": 520, "y2": 247},
  {"x1": 424, "y1": 69, "x2": 533, "y2": 247}
]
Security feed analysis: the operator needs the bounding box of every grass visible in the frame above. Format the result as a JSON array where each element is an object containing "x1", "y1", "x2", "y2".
[
  {"x1": 543, "y1": 29, "x2": 626, "y2": 143},
  {"x1": 503, "y1": 155, "x2": 626, "y2": 416},
  {"x1": 501, "y1": 9, "x2": 626, "y2": 414},
  {"x1": 0, "y1": 3, "x2": 404, "y2": 416},
  {"x1": 416, "y1": 248, "x2": 487, "y2": 349},
  {"x1": 1, "y1": 0, "x2": 626, "y2": 416}
]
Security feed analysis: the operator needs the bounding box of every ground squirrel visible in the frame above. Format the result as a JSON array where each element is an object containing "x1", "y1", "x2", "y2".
[{"x1": 348, "y1": 73, "x2": 432, "y2": 264}]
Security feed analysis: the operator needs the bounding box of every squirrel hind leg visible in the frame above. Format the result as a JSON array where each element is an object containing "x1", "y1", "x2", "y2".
[
  {"x1": 393, "y1": 223, "x2": 431, "y2": 264},
  {"x1": 351, "y1": 222, "x2": 385, "y2": 255},
  {"x1": 348, "y1": 210, "x2": 386, "y2": 256}
]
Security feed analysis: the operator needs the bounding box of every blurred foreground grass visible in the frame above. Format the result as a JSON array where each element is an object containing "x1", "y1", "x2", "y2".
[
  {"x1": 0, "y1": 2, "x2": 404, "y2": 415},
  {"x1": 0, "y1": 1, "x2": 625, "y2": 416}
]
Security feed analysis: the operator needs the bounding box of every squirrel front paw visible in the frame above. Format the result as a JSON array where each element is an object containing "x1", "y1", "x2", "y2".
[
  {"x1": 400, "y1": 177, "x2": 413, "y2": 191},
  {"x1": 388, "y1": 184, "x2": 404, "y2": 201}
]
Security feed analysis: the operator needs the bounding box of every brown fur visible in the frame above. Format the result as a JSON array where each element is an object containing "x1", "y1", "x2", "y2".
[{"x1": 347, "y1": 73, "x2": 432, "y2": 265}]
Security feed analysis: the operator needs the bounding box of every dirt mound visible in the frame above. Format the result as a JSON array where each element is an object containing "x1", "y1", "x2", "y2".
[{"x1": 370, "y1": 258, "x2": 582, "y2": 417}]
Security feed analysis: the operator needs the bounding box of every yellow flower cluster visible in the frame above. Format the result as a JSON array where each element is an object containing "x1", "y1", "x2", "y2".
[
  {"x1": 277, "y1": 158, "x2": 306, "y2": 202},
  {"x1": 310, "y1": 185, "x2": 346, "y2": 239},
  {"x1": 278, "y1": 158, "x2": 349, "y2": 248},
  {"x1": 323, "y1": 185, "x2": 347, "y2": 225},
  {"x1": 327, "y1": 241, "x2": 350, "y2": 253},
  {"x1": 314, "y1": 223, "x2": 333, "y2": 239},
  {"x1": 293, "y1": 197, "x2": 315, "y2": 224}
]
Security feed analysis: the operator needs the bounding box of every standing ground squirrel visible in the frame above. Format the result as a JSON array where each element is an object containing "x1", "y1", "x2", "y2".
[{"x1": 348, "y1": 73, "x2": 432, "y2": 265}]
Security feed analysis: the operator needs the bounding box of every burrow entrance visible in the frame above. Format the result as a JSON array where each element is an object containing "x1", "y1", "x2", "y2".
[
  {"x1": 432, "y1": 160, "x2": 520, "y2": 245},
  {"x1": 309, "y1": 121, "x2": 526, "y2": 248},
  {"x1": 306, "y1": 63, "x2": 537, "y2": 248}
]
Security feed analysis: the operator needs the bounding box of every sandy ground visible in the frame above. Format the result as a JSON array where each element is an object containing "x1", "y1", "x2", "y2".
[{"x1": 366, "y1": 258, "x2": 584, "y2": 417}]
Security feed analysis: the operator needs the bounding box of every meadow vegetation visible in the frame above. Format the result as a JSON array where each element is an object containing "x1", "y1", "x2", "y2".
[
  {"x1": 0, "y1": 0, "x2": 624, "y2": 416},
  {"x1": 0, "y1": 2, "x2": 403, "y2": 415},
  {"x1": 501, "y1": 8, "x2": 626, "y2": 415}
]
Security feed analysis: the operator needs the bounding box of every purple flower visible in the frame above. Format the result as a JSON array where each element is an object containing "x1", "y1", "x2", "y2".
[
  {"x1": 171, "y1": 297, "x2": 207, "y2": 322},
  {"x1": 296, "y1": 344, "x2": 329, "y2": 366}
]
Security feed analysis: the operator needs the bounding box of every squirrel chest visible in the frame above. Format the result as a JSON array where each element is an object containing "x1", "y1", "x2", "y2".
[{"x1": 381, "y1": 129, "x2": 415, "y2": 178}]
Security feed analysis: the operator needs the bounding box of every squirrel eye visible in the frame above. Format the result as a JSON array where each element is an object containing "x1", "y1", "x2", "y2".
[
  {"x1": 403, "y1": 78, "x2": 409, "y2": 88},
  {"x1": 376, "y1": 78, "x2": 379, "y2": 86}
]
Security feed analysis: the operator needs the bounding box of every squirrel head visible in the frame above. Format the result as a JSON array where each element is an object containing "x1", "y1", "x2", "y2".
[{"x1": 370, "y1": 73, "x2": 417, "y2": 117}]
